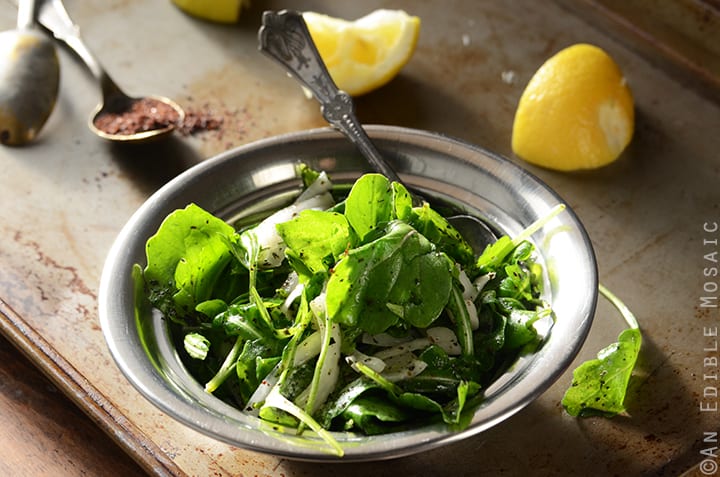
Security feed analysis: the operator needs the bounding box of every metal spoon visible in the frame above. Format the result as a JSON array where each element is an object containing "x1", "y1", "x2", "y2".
[
  {"x1": 36, "y1": 0, "x2": 185, "y2": 143},
  {"x1": 0, "y1": 0, "x2": 59, "y2": 145},
  {"x1": 258, "y1": 10, "x2": 497, "y2": 252}
]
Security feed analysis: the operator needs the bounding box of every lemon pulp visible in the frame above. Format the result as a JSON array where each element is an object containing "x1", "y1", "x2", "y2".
[{"x1": 303, "y1": 10, "x2": 420, "y2": 96}]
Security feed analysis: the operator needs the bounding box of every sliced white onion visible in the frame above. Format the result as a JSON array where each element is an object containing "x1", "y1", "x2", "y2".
[
  {"x1": 465, "y1": 298, "x2": 479, "y2": 330},
  {"x1": 473, "y1": 272, "x2": 495, "y2": 294},
  {"x1": 456, "y1": 266, "x2": 477, "y2": 300},
  {"x1": 345, "y1": 350, "x2": 386, "y2": 373},
  {"x1": 426, "y1": 326, "x2": 462, "y2": 356},
  {"x1": 361, "y1": 332, "x2": 414, "y2": 347},
  {"x1": 309, "y1": 291, "x2": 327, "y2": 323},
  {"x1": 294, "y1": 330, "x2": 322, "y2": 366},
  {"x1": 279, "y1": 270, "x2": 299, "y2": 295},
  {"x1": 382, "y1": 358, "x2": 428, "y2": 382},
  {"x1": 295, "y1": 171, "x2": 333, "y2": 203},
  {"x1": 280, "y1": 276, "x2": 304, "y2": 317},
  {"x1": 372, "y1": 338, "x2": 431, "y2": 360},
  {"x1": 244, "y1": 363, "x2": 282, "y2": 416},
  {"x1": 297, "y1": 323, "x2": 341, "y2": 413}
]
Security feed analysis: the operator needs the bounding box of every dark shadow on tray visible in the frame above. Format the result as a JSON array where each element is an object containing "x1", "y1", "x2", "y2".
[
  {"x1": 106, "y1": 135, "x2": 205, "y2": 197},
  {"x1": 353, "y1": 74, "x2": 500, "y2": 150}
]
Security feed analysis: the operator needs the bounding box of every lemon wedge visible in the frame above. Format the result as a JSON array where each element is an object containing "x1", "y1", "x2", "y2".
[
  {"x1": 511, "y1": 43, "x2": 634, "y2": 171},
  {"x1": 303, "y1": 10, "x2": 420, "y2": 96},
  {"x1": 171, "y1": 0, "x2": 250, "y2": 23}
]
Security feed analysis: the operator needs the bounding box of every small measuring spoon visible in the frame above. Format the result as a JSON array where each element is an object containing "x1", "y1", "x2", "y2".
[
  {"x1": 0, "y1": 0, "x2": 59, "y2": 145},
  {"x1": 37, "y1": 0, "x2": 185, "y2": 143},
  {"x1": 258, "y1": 10, "x2": 497, "y2": 252}
]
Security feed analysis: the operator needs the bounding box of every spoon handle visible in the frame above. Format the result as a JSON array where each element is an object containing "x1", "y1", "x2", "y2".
[
  {"x1": 35, "y1": 0, "x2": 125, "y2": 100},
  {"x1": 16, "y1": 0, "x2": 36, "y2": 30},
  {"x1": 258, "y1": 10, "x2": 403, "y2": 183}
]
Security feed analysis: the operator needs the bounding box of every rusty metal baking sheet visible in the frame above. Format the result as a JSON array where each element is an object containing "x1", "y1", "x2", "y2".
[{"x1": 1, "y1": 0, "x2": 718, "y2": 475}]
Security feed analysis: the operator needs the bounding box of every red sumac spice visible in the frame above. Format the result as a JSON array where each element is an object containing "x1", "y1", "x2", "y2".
[{"x1": 93, "y1": 97, "x2": 180, "y2": 135}]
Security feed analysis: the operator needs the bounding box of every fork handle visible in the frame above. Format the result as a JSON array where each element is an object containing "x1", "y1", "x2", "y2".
[{"x1": 258, "y1": 10, "x2": 403, "y2": 183}]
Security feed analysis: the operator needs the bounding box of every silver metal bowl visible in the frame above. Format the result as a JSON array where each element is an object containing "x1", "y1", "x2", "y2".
[{"x1": 98, "y1": 125, "x2": 598, "y2": 462}]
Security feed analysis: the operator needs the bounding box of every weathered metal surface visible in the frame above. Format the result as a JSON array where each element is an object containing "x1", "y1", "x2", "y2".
[{"x1": 0, "y1": 0, "x2": 718, "y2": 475}]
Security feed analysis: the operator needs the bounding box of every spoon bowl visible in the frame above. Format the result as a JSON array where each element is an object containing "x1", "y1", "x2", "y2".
[
  {"x1": 0, "y1": 0, "x2": 59, "y2": 146},
  {"x1": 88, "y1": 92, "x2": 185, "y2": 143},
  {"x1": 37, "y1": 0, "x2": 184, "y2": 143}
]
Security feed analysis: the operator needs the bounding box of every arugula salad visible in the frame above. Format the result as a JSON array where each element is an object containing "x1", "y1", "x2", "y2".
[{"x1": 139, "y1": 167, "x2": 559, "y2": 455}]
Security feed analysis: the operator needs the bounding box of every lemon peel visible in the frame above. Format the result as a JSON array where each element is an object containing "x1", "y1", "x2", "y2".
[
  {"x1": 171, "y1": 0, "x2": 250, "y2": 23},
  {"x1": 511, "y1": 43, "x2": 634, "y2": 171}
]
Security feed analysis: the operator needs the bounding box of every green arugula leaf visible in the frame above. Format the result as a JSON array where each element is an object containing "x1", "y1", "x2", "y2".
[
  {"x1": 326, "y1": 221, "x2": 453, "y2": 334},
  {"x1": 349, "y1": 361, "x2": 480, "y2": 426},
  {"x1": 477, "y1": 204, "x2": 565, "y2": 274},
  {"x1": 212, "y1": 303, "x2": 271, "y2": 341},
  {"x1": 195, "y1": 298, "x2": 228, "y2": 318},
  {"x1": 341, "y1": 395, "x2": 416, "y2": 435},
  {"x1": 204, "y1": 335, "x2": 244, "y2": 393},
  {"x1": 143, "y1": 203, "x2": 236, "y2": 323},
  {"x1": 391, "y1": 181, "x2": 413, "y2": 221},
  {"x1": 344, "y1": 173, "x2": 394, "y2": 241},
  {"x1": 503, "y1": 308, "x2": 545, "y2": 350},
  {"x1": 276, "y1": 209, "x2": 355, "y2": 274},
  {"x1": 562, "y1": 285, "x2": 641, "y2": 417},
  {"x1": 447, "y1": 282, "x2": 474, "y2": 356},
  {"x1": 318, "y1": 376, "x2": 380, "y2": 428},
  {"x1": 408, "y1": 203, "x2": 475, "y2": 267},
  {"x1": 562, "y1": 328, "x2": 641, "y2": 417},
  {"x1": 234, "y1": 339, "x2": 282, "y2": 402},
  {"x1": 476, "y1": 236, "x2": 515, "y2": 273}
]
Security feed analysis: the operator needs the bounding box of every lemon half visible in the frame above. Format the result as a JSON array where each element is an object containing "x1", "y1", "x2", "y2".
[
  {"x1": 172, "y1": 0, "x2": 250, "y2": 23},
  {"x1": 511, "y1": 43, "x2": 634, "y2": 171},
  {"x1": 303, "y1": 10, "x2": 421, "y2": 96}
]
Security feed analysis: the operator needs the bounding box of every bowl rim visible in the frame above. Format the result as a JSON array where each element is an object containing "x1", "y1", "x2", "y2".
[{"x1": 98, "y1": 125, "x2": 598, "y2": 462}]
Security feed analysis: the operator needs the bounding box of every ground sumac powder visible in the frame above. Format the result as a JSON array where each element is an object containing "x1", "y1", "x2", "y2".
[
  {"x1": 93, "y1": 97, "x2": 180, "y2": 135},
  {"x1": 177, "y1": 109, "x2": 224, "y2": 136}
]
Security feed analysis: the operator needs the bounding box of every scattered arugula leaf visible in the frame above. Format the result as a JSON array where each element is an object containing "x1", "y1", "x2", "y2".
[{"x1": 561, "y1": 284, "x2": 641, "y2": 417}]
